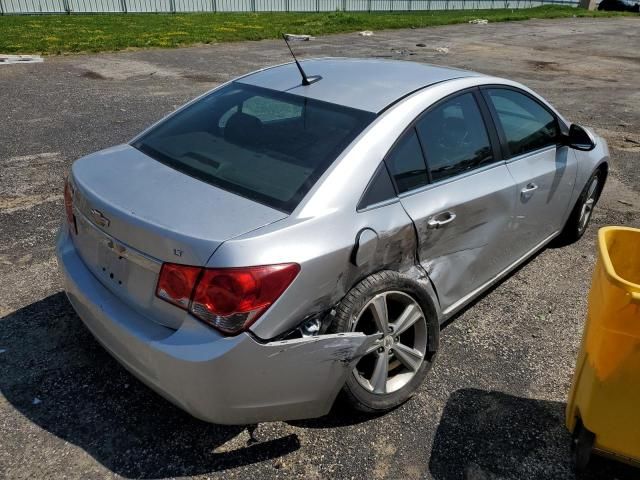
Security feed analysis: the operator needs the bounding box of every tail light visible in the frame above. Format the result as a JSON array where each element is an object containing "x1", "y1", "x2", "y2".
[
  {"x1": 156, "y1": 263, "x2": 300, "y2": 335},
  {"x1": 64, "y1": 177, "x2": 77, "y2": 235},
  {"x1": 156, "y1": 263, "x2": 202, "y2": 309}
]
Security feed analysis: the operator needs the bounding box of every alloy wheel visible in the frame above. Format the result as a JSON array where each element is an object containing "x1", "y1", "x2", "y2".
[
  {"x1": 350, "y1": 291, "x2": 427, "y2": 395},
  {"x1": 578, "y1": 176, "x2": 599, "y2": 234}
]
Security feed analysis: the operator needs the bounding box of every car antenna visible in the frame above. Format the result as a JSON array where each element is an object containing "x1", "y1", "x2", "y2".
[{"x1": 282, "y1": 33, "x2": 322, "y2": 86}]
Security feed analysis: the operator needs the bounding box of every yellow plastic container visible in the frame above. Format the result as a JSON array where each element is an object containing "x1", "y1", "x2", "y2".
[{"x1": 566, "y1": 226, "x2": 640, "y2": 469}]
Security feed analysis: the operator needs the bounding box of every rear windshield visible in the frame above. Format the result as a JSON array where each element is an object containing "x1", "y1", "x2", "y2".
[{"x1": 132, "y1": 83, "x2": 375, "y2": 213}]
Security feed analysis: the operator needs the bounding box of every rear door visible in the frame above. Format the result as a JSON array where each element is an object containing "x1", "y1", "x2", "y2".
[
  {"x1": 481, "y1": 87, "x2": 577, "y2": 257},
  {"x1": 389, "y1": 90, "x2": 518, "y2": 315}
]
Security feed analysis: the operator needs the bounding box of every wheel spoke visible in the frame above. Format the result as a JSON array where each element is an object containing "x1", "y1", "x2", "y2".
[
  {"x1": 364, "y1": 335, "x2": 384, "y2": 355},
  {"x1": 393, "y1": 343, "x2": 424, "y2": 372},
  {"x1": 369, "y1": 294, "x2": 389, "y2": 334},
  {"x1": 351, "y1": 291, "x2": 429, "y2": 396},
  {"x1": 392, "y1": 303, "x2": 422, "y2": 336},
  {"x1": 370, "y1": 351, "x2": 389, "y2": 394},
  {"x1": 578, "y1": 177, "x2": 599, "y2": 233}
]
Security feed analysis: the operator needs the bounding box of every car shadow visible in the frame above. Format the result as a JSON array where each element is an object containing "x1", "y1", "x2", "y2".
[
  {"x1": 429, "y1": 388, "x2": 638, "y2": 480},
  {"x1": 0, "y1": 292, "x2": 300, "y2": 478},
  {"x1": 287, "y1": 399, "x2": 387, "y2": 429},
  {"x1": 6, "y1": 295, "x2": 637, "y2": 479}
]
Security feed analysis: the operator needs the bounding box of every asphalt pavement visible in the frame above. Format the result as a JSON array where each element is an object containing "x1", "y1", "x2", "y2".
[{"x1": 1, "y1": 17, "x2": 639, "y2": 480}]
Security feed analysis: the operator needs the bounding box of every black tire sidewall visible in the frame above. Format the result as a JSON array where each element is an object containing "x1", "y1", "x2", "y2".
[
  {"x1": 576, "y1": 171, "x2": 601, "y2": 237},
  {"x1": 561, "y1": 169, "x2": 602, "y2": 244},
  {"x1": 330, "y1": 271, "x2": 439, "y2": 412}
]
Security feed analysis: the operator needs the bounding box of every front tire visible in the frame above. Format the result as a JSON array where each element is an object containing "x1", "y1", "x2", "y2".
[
  {"x1": 558, "y1": 169, "x2": 603, "y2": 244},
  {"x1": 330, "y1": 271, "x2": 439, "y2": 413}
]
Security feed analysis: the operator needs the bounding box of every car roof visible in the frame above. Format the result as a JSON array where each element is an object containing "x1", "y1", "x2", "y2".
[{"x1": 236, "y1": 58, "x2": 483, "y2": 114}]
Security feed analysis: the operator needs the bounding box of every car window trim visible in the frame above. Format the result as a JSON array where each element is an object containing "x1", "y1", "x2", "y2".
[
  {"x1": 397, "y1": 159, "x2": 507, "y2": 199},
  {"x1": 413, "y1": 124, "x2": 433, "y2": 184},
  {"x1": 502, "y1": 144, "x2": 558, "y2": 166},
  {"x1": 356, "y1": 196, "x2": 400, "y2": 213},
  {"x1": 480, "y1": 85, "x2": 563, "y2": 160},
  {"x1": 473, "y1": 89, "x2": 503, "y2": 162},
  {"x1": 381, "y1": 87, "x2": 505, "y2": 197},
  {"x1": 415, "y1": 87, "x2": 503, "y2": 183}
]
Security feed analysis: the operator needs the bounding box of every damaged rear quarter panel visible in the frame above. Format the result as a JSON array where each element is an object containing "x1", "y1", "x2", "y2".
[{"x1": 211, "y1": 200, "x2": 422, "y2": 339}]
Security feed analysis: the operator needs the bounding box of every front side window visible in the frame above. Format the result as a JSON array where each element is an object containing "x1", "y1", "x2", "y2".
[
  {"x1": 485, "y1": 88, "x2": 559, "y2": 157},
  {"x1": 133, "y1": 83, "x2": 375, "y2": 213},
  {"x1": 416, "y1": 92, "x2": 494, "y2": 182},
  {"x1": 385, "y1": 129, "x2": 429, "y2": 194}
]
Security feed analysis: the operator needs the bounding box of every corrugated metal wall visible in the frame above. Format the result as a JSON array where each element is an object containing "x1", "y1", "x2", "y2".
[{"x1": 0, "y1": 0, "x2": 578, "y2": 14}]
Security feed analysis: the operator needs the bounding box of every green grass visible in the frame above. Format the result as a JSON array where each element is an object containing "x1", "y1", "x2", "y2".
[{"x1": 0, "y1": 6, "x2": 634, "y2": 55}]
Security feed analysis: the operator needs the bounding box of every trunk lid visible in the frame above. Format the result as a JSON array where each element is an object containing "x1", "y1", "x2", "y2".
[
  {"x1": 72, "y1": 144, "x2": 287, "y2": 265},
  {"x1": 69, "y1": 144, "x2": 287, "y2": 328}
]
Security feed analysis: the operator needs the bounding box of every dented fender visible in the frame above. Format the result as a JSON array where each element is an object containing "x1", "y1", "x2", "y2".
[{"x1": 263, "y1": 331, "x2": 376, "y2": 364}]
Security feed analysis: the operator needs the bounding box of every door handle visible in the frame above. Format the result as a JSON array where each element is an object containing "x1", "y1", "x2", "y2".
[
  {"x1": 521, "y1": 183, "x2": 539, "y2": 196},
  {"x1": 427, "y1": 211, "x2": 456, "y2": 229}
]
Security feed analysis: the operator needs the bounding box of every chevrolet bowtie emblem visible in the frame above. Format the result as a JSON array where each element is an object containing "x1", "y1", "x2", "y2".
[{"x1": 90, "y1": 208, "x2": 110, "y2": 228}]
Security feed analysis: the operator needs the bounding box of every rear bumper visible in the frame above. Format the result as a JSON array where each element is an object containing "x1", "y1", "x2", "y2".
[{"x1": 56, "y1": 226, "x2": 369, "y2": 425}]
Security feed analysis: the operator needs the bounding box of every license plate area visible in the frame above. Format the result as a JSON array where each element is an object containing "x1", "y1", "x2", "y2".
[
  {"x1": 71, "y1": 208, "x2": 181, "y2": 329},
  {"x1": 72, "y1": 210, "x2": 160, "y2": 293},
  {"x1": 97, "y1": 241, "x2": 130, "y2": 287}
]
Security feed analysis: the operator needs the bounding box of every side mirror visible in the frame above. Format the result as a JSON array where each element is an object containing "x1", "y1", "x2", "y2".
[{"x1": 566, "y1": 124, "x2": 596, "y2": 151}]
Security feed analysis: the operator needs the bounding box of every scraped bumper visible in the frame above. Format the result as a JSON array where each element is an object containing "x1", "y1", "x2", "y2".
[{"x1": 56, "y1": 227, "x2": 369, "y2": 425}]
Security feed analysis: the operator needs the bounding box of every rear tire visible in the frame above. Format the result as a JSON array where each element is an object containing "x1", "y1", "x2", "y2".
[
  {"x1": 329, "y1": 271, "x2": 439, "y2": 413},
  {"x1": 558, "y1": 169, "x2": 603, "y2": 245}
]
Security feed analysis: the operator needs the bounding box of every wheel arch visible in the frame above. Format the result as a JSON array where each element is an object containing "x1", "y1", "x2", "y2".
[
  {"x1": 334, "y1": 267, "x2": 442, "y2": 333},
  {"x1": 594, "y1": 160, "x2": 608, "y2": 202}
]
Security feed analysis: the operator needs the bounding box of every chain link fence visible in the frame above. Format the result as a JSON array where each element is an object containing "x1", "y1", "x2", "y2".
[{"x1": 0, "y1": 0, "x2": 580, "y2": 14}]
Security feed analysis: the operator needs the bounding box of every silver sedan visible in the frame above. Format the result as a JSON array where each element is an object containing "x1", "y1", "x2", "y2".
[{"x1": 57, "y1": 58, "x2": 608, "y2": 424}]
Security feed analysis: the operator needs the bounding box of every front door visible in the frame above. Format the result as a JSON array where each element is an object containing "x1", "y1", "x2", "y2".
[{"x1": 482, "y1": 87, "x2": 578, "y2": 256}]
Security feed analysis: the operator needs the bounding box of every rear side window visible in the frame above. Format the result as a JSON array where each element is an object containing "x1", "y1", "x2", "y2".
[
  {"x1": 132, "y1": 83, "x2": 374, "y2": 213},
  {"x1": 485, "y1": 88, "x2": 559, "y2": 157},
  {"x1": 358, "y1": 163, "x2": 396, "y2": 210},
  {"x1": 416, "y1": 92, "x2": 494, "y2": 182},
  {"x1": 385, "y1": 129, "x2": 429, "y2": 194}
]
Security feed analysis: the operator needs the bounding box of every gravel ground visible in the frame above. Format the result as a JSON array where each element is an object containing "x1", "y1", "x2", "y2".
[{"x1": 1, "y1": 17, "x2": 639, "y2": 480}]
